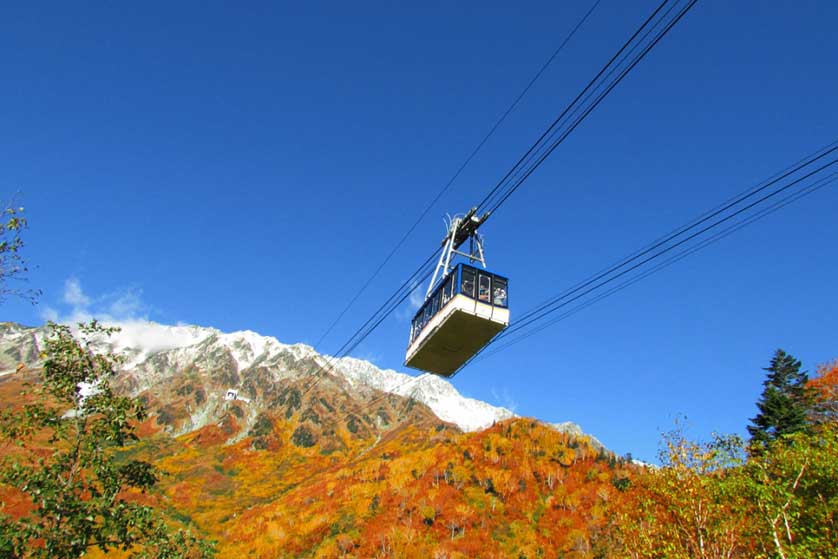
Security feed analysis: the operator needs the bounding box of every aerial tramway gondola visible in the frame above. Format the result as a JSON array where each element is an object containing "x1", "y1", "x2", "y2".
[{"x1": 405, "y1": 207, "x2": 509, "y2": 376}]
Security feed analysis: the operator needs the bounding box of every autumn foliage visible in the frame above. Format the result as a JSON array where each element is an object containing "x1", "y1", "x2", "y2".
[
  {"x1": 809, "y1": 360, "x2": 838, "y2": 424},
  {"x1": 600, "y1": 362, "x2": 838, "y2": 559},
  {"x1": 131, "y1": 417, "x2": 633, "y2": 558},
  {"x1": 2, "y1": 339, "x2": 836, "y2": 558}
]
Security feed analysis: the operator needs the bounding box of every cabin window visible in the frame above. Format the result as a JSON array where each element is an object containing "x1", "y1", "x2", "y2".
[
  {"x1": 424, "y1": 303, "x2": 433, "y2": 324},
  {"x1": 478, "y1": 274, "x2": 491, "y2": 303},
  {"x1": 441, "y1": 276, "x2": 452, "y2": 305},
  {"x1": 447, "y1": 274, "x2": 456, "y2": 300},
  {"x1": 461, "y1": 267, "x2": 476, "y2": 298},
  {"x1": 432, "y1": 291, "x2": 440, "y2": 316},
  {"x1": 493, "y1": 277, "x2": 508, "y2": 307}
]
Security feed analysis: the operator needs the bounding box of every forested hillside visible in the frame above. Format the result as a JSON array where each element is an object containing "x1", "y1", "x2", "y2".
[
  {"x1": 0, "y1": 323, "x2": 630, "y2": 557},
  {"x1": 1, "y1": 326, "x2": 835, "y2": 558},
  {"x1": 140, "y1": 417, "x2": 623, "y2": 558}
]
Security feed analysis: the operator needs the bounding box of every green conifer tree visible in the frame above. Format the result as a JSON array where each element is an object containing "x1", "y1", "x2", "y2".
[{"x1": 747, "y1": 349, "x2": 810, "y2": 448}]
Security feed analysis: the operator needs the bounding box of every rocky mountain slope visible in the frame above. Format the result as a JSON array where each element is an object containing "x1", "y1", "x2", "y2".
[
  {"x1": 0, "y1": 320, "x2": 620, "y2": 558},
  {"x1": 0, "y1": 321, "x2": 597, "y2": 441}
]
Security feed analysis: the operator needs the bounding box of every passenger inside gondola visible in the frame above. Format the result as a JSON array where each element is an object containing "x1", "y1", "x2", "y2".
[
  {"x1": 478, "y1": 274, "x2": 491, "y2": 302},
  {"x1": 405, "y1": 262, "x2": 510, "y2": 376},
  {"x1": 462, "y1": 268, "x2": 475, "y2": 296},
  {"x1": 493, "y1": 286, "x2": 507, "y2": 306}
]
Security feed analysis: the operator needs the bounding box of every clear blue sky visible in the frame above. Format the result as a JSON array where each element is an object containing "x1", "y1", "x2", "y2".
[{"x1": 2, "y1": 1, "x2": 836, "y2": 461}]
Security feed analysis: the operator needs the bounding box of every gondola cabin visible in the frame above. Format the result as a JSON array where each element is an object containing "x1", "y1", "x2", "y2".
[{"x1": 405, "y1": 263, "x2": 509, "y2": 376}]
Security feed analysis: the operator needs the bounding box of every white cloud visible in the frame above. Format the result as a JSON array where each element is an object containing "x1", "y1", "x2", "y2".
[
  {"x1": 42, "y1": 276, "x2": 151, "y2": 325},
  {"x1": 396, "y1": 281, "x2": 426, "y2": 320},
  {"x1": 101, "y1": 319, "x2": 211, "y2": 354},
  {"x1": 41, "y1": 306, "x2": 59, "y2": 323},
  {"x1": 491, "y1": 386, "x2": 518, "y2": 414},
  {"x1": 63, "y1": 277, "x2": 91, "y2": 307},
  {"x1": 40, "y1": 276, "x2": 210, "y2": 355},
  {"x1": 107, "y1": 289, "x2": 146, "y2": 318},
  {"x1": 408, "y1": 284, "x2": 424, "y2": 310}
]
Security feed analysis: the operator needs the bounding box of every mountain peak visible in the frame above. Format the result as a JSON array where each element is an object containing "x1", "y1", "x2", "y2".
[{"x1": 0, "y1": 320, "x2": 593, "y2": 439}]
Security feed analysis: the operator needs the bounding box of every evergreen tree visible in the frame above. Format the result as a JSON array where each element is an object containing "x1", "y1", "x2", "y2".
[{"x1": 747, "y1": 349, "x2": 811, "y2": 448}]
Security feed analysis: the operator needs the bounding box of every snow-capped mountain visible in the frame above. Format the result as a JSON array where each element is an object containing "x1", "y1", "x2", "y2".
[
  {"x1": 0, "y1": 321, "x2": 512, "y2": 431},
  {"x1": 335, "y1": 356, "x2": 513, "y2": 431},
  {"x1": 0, "y1": 320, "x2": 593, "y2": 440}
]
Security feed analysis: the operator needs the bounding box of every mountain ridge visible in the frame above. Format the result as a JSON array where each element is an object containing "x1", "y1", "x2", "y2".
[
  {"x1": 0, "y1": 320, "x2": 598, "y2": 444},
  {"x1": 0, "y1": 319, "x2": 622, "y2": 557}
]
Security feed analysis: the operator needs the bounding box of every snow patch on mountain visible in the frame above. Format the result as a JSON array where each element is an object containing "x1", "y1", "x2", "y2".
[
  {"x1": 550, "y1": 421, "x2": 605, "y2": 450},
  {"x1": 334, "y1": 356, "x2": 514, "y2": 432},
  {"x1": 84, "y1": 321, "x2": 316, "y2": 371},
  {"x1": 102, "y1": 321, "x2": 215, "y2": 367},
  {"x1": 0, "y1": 321, "x2": 518, "y2": 433},
  {"x1": 107, "y1": 321, "x2": 212, "y2": 354}
]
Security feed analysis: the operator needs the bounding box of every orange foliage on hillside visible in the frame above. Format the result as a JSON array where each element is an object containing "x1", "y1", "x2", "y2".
[
  {"x1": 134, "y1": 418, "x2": 634, "y2": 558},
  {"x1": 1, "y1": 366, "x2": 636, "y2": 558},
  {"x1": 7, "y1": 350, "x2": 837, "y2": 558},
  {"x1": 809, "y1": 360, "x2": 838, "y2": 421}
]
